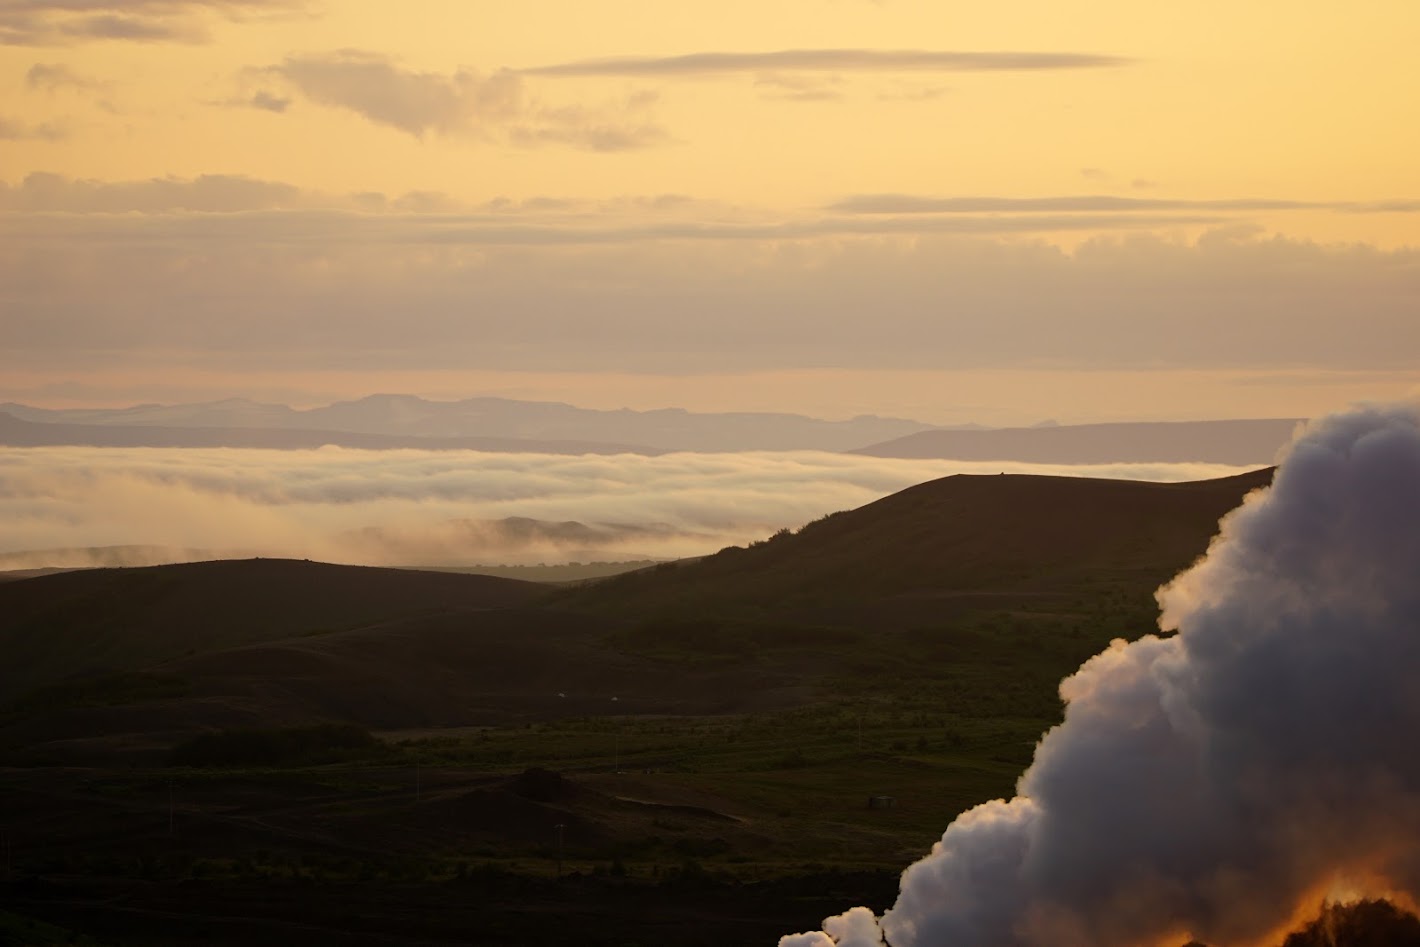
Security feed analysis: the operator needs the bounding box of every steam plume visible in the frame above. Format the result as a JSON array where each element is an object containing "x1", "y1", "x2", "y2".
[{"x1": 783, "y1": 403, "x2": 1420, "y2": 947}]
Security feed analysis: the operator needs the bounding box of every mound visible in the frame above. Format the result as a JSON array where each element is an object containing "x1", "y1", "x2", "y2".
[
  {"x1": 568, "y1": 468, "x2": 1275, "y2": 621},
  {"x1": 0, "y1": 558, "x2": 544, "y2": 698}
]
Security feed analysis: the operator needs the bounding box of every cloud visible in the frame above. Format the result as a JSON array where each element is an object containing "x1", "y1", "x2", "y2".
[
  {"x1": 0, "y1": 171, "x2": 306, "y2": 212},
  {"x1": 0, "y1": 115, "x2": 65, "y2": 140},
  {"x1": 754, "y1": 74, "x2": 844, "y2": 102},
  {"x1": 0, "y1": 0, "x2": 303, "y2": 45},
  {"x1": 1, "y1": 189, "x2": 1417, "y2": 378},
  {"x1": 874, "y1": 81, "x2": 945, "y2": 102},
  {"x1": 522, "y1": 48, "x2": 1130, "y2": 78},
  {"x1": 0, "y1": 201, "x2": 1224, "y2": 240},
  {"x1": 24, "y1": 62, "x2": 100, "y2": 92},
  {"x1": 266, "y1": 50, "x2": 666, "y2": 148},
  {"x1": 828, "y1": 194, "x2": 1420, "y2": 214},
  {"x1": 0, "y1": 172, "x2": 711, "y2": 216},
  {"x1": 0, "y1": 445, "x2": 1256, "y2": 568},
  {"x1": 784, "y1": 403, "x2": 1420, "y2": 947},
  {"x1": 235, "y1": 89, "x2": 291, "y2": 112},
  {"x1": 270, "y1": 50, "x2": 522, "y2": 138}
]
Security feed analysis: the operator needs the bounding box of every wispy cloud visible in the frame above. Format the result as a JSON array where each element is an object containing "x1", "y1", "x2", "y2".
[
  {"x1": 271, "y1": 50, "x2": 522, "y2": 138},
  {"x1": 0, "y1": 172, "x2": 714, "y2": 216},
  {"x1": 266, "y1": 50, "x2": 666, "y2": 149},
  {"x1": 829, "y1": 194, "x2": 1420, "y2": 214},
  {"x1": 0, "y1": 171, "x2": 305, "y2": 212},
  {"x1": 522, "y1": 48, "x2": 1130, "y2": 78},
  {"x1": 25, "y1": 62, "x2": 101, "y2": 92},
  {"x1": 754, "y1": 73, "x2": 844, "y2": 102},
  {"x1": 0, "y1": 0, "x2": 305, "y2": 46},
  {"x1": 0, "y1": 115, "x2": 66, "y2": 140}
]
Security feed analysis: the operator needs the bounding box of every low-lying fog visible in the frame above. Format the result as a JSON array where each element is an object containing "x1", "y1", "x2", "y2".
[{"x1": 0, "y1": 446, "x2": 1258, "y2": 569}]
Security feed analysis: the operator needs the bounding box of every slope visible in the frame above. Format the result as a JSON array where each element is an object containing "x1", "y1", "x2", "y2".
[
  {"x1": 0, "y1": 558, "x2": 543, "y2": 698},
  {"x1": 565, "y1": 467, "x2": 1275, "y2": 622}
]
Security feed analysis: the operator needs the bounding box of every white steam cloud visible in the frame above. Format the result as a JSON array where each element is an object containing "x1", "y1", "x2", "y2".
[
  {"x1": 0, "y1": 446, "x2": 1252, "y2": 569},
  {"x1": 782, "y1": 402, "x2": 1420, "y2": 946}
]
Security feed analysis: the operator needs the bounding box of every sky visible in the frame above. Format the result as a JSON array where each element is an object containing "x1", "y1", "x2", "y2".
[{"x1": 2, "y1": 0, "x2": 1418, "y2": 425}]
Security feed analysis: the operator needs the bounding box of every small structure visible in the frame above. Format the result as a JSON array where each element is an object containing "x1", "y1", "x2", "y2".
[{"x1": 867, "y1": 795, "x2": 897, "y2": 810}]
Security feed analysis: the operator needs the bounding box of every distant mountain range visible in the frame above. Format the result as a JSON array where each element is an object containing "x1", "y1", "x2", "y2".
[
  {"x1": 0, "y1": 395, "x2": 1303, "y2": 463},
  {"x1": 852, "y1": 418, "x2": 1304, "y2": 466},
  {"x1": 0, "y1": 395, "x2": 931, "y2": 453}
]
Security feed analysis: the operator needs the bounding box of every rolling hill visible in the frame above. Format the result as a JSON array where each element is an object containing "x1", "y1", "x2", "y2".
[
  {"x1": 0, "y1": 558, "x2": 542, "y2": 698},
  {"x1": 0, "y1": 467, "x2": 1299, "y2": 946},
  {"x1": 0, "y1": 469, "x2": 1275, "y2": 765},
  {"x1": 565, "y1": 467, "x2": 1275, "y2": 622}
]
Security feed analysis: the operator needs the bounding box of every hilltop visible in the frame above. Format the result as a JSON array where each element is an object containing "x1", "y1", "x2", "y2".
[
  {"x1": 0, "y1": 558, "x2": 541, "y2": 697},
  {"x1": 566, "y1": 467, "x2": 1275, "y2": 623}
]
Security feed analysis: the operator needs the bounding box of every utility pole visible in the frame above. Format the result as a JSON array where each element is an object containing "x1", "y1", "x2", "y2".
[
  {"x1": 554, "y1": 823, "x2": 565, "y2": 879},
  {"x1": 168, "y1": 781, "x2": 175, "y2": 837}
]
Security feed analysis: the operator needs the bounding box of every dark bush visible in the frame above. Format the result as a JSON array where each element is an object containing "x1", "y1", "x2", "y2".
[{"x1": 1280, "y1": 899, "x2": 1420, "y2": 947}]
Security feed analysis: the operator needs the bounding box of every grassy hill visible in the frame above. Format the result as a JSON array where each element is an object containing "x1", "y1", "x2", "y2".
[
  {"x1": 0, "y1": 470, "x2": 1277, "y2": 757},
  {"x1": 0, "y1": 468, "x2": 1303, "y2": 946},
  {"x1": 0, "y1": 558, "x2": 542, "y2": 699},
  {"x1": 565, "y1": 467, "x2": 1274, "y2": 622}
]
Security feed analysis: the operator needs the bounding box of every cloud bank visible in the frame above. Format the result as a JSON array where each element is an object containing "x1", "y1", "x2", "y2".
[
  {"x1": 783, "y1": 403, "x2": 1420, "y2": 947},
  {"x1": 0, "y1": 446, "x2": 1253, "y2": 568},
  {"x1": 829, "y1": 195, "x2": 1420, "y2": 215},
  {"x1": 3, "y1": 201, "x2": 1416, "y2": 379}
]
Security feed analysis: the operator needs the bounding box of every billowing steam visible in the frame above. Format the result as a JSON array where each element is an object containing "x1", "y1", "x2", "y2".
[
  {"x1": 0, "y1": 446, "x2": 1251, "y2": 569},
  {"x1": 783, "y1": 404, "x2": 1420, "y2": 947}
]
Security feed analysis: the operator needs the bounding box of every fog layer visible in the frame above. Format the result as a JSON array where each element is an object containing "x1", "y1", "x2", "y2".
[{"x1": 0, "y1": 446, "x2": 1253, "y2": 568}]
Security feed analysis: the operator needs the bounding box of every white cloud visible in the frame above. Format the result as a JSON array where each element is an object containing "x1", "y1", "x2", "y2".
[
  {"x1": 0, "y1": 446, "x2": 1255, "y2": 567},
  {"x1": 784, "y1": 403, "x2": 1420, "y2": 947}
]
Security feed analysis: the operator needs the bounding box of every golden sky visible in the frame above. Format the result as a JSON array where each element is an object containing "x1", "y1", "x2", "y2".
[{"x1": 2, "y1": 0, "x2": 1418, "y2": 423}]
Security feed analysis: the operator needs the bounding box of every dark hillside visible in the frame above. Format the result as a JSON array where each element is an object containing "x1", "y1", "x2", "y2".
[
  {"x1": 566, "y1": 468, "x2": 1275, "y2": 621},
  {"x1": 0, "y1": 558, "x2": 544, "y2": 698}
]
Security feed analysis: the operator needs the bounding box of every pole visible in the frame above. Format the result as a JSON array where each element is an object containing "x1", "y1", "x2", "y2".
[{"x1": 554, "y1": 823, "x2": 565, "y2": 879}]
